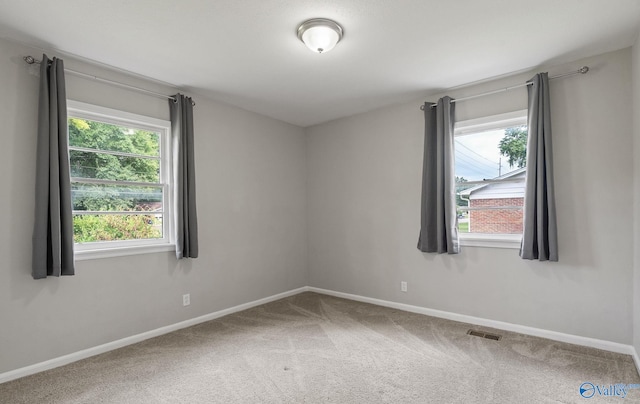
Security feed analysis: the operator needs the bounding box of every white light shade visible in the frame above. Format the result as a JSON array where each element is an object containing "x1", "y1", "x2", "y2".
[
  {"x1": 301, "y1": 25, "x2": 339, "y2": 53},
  {"x1": 297, "y1": 18, "x2": 343, "y2": 54}
]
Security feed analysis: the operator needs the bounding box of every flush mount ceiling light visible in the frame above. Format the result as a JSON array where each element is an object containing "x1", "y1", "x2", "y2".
[{"x1": 297, "y1": 18, "x2": 343, "y2": 54}]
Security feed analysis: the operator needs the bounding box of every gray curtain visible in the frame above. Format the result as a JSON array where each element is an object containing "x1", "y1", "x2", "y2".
[
  {"x1": 520, "y1": 73, "x2": 558, "y2": 261},
  {"x1": 32, "y1": 54, "x2": 75, "y2": 279},
  {"x1": 170, "y1": 94, "x2": 199, "y2": 259},
  {"x1": 417, "y1": 96, "x2": 459, "y2": 254}
]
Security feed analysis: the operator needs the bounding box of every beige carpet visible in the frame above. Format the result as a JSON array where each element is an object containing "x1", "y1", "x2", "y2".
[{"x1": 1, "y1": 292, "x2": 638, "y2": 403}]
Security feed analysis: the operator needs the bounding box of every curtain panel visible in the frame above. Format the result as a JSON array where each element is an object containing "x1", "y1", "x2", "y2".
[
  {"x1": 170, "y1": 94, "x2": 199, "y2": 259},
  {"x1": 32, "y1": 54, "x2": 75, "y2": 279},
  {"x1": 417, "y1": 96, "x2": 459, "y2": 254},
  {"x1": 520, "y1": 73, "x2": 558, "y2": 261}
]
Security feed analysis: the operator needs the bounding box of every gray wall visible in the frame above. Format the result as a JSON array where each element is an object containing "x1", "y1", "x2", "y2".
[
  {"x1": 0, "y1": 37, "x2": 308, "y2": 374},
  {"x1": 307, "y1": 48, "x2": 634, "y2": 345},
  {"x1": 633, "y1": 37, "x2": 640, "y2": 357}
]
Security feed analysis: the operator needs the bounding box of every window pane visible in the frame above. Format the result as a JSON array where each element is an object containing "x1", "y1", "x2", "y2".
[
  {"x1": 455, "y1": 127, "x2": 527, "y2": 182},
  {"x1": 67, "y1": 102, "x2": 171, "y2": 250},
  {"x1": 73, "y1": 214, "x2": 163, "y2": 243},
  {"x1": 456, "y1": 125, "x2": 527, "y2": 234},
  {"x1": 72, "y1": 183, "x2": 162, "y2": 212},
  {"x1": 70, "y1": 150, "x2": 159, "y2": 183},
  {"x1": 68, "y1": 118, "x2": 160, "y2": 157}
]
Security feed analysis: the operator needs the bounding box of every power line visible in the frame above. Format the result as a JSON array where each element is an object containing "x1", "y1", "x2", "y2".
[
  {"x1": 455, "y1": 149, "x2": 498, "y2": 172},
  {"x1": 455, "y1": 159, "x2": 496, "y2": 179},
  {"x1": 455, "y1": 154, "x2": 497, "y2": 173},
  {"x1": 455, "y1": 141, "x2": 499, "y2": 165}
]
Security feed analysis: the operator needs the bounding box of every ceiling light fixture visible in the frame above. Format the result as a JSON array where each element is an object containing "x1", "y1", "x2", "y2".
[{"x1": 297, "y1": 18, "x2": 343, "y2": 54}]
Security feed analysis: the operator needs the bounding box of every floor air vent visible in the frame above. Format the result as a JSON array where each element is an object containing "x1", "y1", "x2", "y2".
[{"x1": 467, "y1": 330, "x2": 502, "y2": 341}]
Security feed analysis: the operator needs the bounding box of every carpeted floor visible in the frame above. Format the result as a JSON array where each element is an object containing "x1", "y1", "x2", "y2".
[{"x1": 1, "y1": 292, "x2": 639, "y2": 403}]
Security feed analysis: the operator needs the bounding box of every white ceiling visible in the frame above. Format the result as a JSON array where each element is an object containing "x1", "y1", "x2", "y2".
[{"x1": 0, "y1": 0, "x2": 639, "y2": 127}]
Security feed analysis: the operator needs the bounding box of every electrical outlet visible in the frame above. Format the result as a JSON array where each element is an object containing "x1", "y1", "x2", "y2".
[
  {"x1": 401, "y1": 281, "x2": 407, "y2": 292},
  {"x1": 182, "y1": 293, "x2": 190, "y2": 306}
]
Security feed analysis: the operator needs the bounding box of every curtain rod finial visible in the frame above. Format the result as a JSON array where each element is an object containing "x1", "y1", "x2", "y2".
[
  {"x1": 23, "y1": 55, "x2": 37, "y2": 64},
  {"x1": 579, "y1": 66, "x2": 589, "y2": 74}
]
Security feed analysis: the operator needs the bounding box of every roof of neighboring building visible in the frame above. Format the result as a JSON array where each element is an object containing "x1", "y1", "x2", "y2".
[{"x1": 459, "y1": 167, "x2": 526, "y2": 200}]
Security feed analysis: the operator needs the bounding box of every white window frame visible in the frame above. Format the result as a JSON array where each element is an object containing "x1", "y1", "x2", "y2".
[
  {"x1": 67, "y1": 100, "x2": 174, "y2": 260},
  {"x1": 455, "y1": 110, "x2": 527, "y2": 249}
]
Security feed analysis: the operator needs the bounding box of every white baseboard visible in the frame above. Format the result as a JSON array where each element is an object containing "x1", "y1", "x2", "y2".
[
  {"x1": 308, "y1": 287, "x2": 637, "y2": 357},
  {"x1": 633, "y1": 346, "x2": 640, "y2": 377},
  {"x1": 0, "y1": 287, "x2": 308, "y2": 384},
  {"x1": 2, "y1": 285, "x2": 638, "y2": 384}
]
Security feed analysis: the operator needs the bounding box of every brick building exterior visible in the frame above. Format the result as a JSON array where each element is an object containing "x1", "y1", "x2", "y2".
[
  {"x1": 468, "y1": 197, "x2": 523, "y2": 234},
  {"x1": 459, "y1": 168, "x2": 525, "y2": 234}
]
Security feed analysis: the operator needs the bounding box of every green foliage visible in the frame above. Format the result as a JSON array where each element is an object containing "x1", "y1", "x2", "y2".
[
  {"x1": 73, "y1": 215, "x2": 162, "y2": 243},
  {"x1": 71, "y1": 184, "x2": 161, "y2": 212},
  {"x1": 498, "y1": 126, "x2": 528, "y2": 168},
  {"x1": 69, "y1": 118, "x2": 159, "y2": 183},
  {"x1": 69, "y1": 118, "x2": 163, "y2": 242},
  {"x1": 458, "y1": 221, "x2": 469, "y2": 233},
  {"x1": 69, "y1": 118, "x2": 161, "y2": 212}
]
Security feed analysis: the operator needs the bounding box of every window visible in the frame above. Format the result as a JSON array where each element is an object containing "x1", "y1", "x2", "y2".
[
  {"x1": 67, "y1": 101, "x2": 173, "y2": 259},
  {"x1": 454, "y1": 110, "x2": 527, "y2": 248}
]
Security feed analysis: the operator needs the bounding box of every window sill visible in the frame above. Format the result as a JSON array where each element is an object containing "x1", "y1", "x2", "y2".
[
  {"x1": 74, "y1": 243, "x2": 176, "y2": 261},
  {"x1": 459, "y1": 233, "x2": 521, "y2": 249}
]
